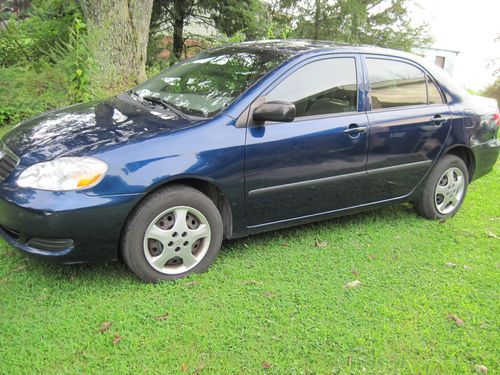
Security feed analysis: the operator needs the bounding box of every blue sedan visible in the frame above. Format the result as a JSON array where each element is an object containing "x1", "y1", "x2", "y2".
[{"x1": 0, "y1": 40, "x2": 498, "y2": 282}]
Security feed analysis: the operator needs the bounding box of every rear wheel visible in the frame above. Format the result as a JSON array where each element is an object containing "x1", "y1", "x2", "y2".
[
  {"x1": 122, "y1": 185, "x2": 223, "y2": 282},
  {"x1": 414, "y1": 155, "x2": 468, "y2": 220}
]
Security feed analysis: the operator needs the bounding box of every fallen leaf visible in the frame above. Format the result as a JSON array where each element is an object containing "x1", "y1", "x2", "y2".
[
  {"x1": 243, "y1": 243, "x2": 249, "y2": 249},
  {"x1": 183, "y1": 281, "x2": 201, "y2": 286},
  {"x1": 264, "y1": 291, "x2": 275, "y2": 298},
  {"x1": 98, "y1": 322, "x2": 112, "y2": 333},
  {"x1": 281, "y1": 243, "x2": 290, "y2": 247},
  {"x1": 348, "y1": 355, "x2": 353, "y2": 365},
  {"x1": 180, "y1": 363, "x2": 188, "y2": 372},
  {"x1": 447, "y1": 314, "x2": 465, "y2": 326},
  {"x1": 487, "y1": 232, "x2": 498, "y2": 239},
  {"x1": 445, "y1": 262, "x2": 457, "y2": 268},
  {"x1": 315, "y1": 239, "x2": 328, "y2": 248},
  {"x1": 192, "y1": 363, "x2": 206, "y2": 374},
  {"x1": 463, "y1": 265, "x2": 472, "y2": 270},
  {"x1": 12, "y1": 265, "x2": 26, "y2": 272},
  {"x1": 75, "y1": 350, "x2": 88, "y2": 358},
  {"x1": 351, "y1": 268, "x2": 359, "y2": 276},
  {"x1": 262, "y1": 361, "x2": 272, "y2": 369},
  {"x1": 244, "y1": 279, "x2": 262, "y2": 286},
  {"x1": 153, "y1": 313, "x2": 169, "y2": 321},
  {"x1": 344, "y1": 280, "x2": 362, "y2": 289},
  {"x1": 366, "y1": 254, "x2": 376, "y2": 260},
  {"x1": 113, "y1": 334, "x2": 121, "y2": 345},
  {"x1": 475, "y1": 364, "x2": 488, "y2": 374}
]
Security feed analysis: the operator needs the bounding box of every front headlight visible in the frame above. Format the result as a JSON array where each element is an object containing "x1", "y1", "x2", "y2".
[{"x1": 17, "y1": 157, "x2": 108, "y2": 191}]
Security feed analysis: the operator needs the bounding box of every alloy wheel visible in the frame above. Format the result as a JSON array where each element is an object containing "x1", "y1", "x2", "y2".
[
  {"x1": 434, "y1": 167, "x2": 465, "y2": 215},
  {"x1": 143, "y1": 206, "x2": 211, "y2": 275}
]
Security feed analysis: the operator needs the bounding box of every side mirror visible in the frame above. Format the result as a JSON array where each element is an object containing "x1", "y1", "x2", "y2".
[{"x1": 252, "y1": 101, "x2": 296, "y2": 123}]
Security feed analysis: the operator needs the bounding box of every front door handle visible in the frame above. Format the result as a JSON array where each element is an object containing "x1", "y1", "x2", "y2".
[
  {"x1": 344, "y1": 124, "x2": 367, "y2": 137},
  {"x1": 432, "y1": 114, "x2": 449, "y2": 126}
]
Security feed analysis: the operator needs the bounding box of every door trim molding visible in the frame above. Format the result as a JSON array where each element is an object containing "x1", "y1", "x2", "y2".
[
  {"x1": 248, "y1": 159, "x2": 432, "y2": 197},
  {"x1": 366, "y1": 160, "x2": 431, "y2": 176},
  {"x1": 248, "y1": 170, "x2": 365, "y2": 197}
]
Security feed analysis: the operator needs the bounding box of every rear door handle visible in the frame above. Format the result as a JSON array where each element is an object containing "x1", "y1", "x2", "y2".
[
  {"x1": 344, "y1": 124, "x2": 367, "y2": 137},
  {"x1": 432, "y1": 114, "x2": 449, "y2": 126}
]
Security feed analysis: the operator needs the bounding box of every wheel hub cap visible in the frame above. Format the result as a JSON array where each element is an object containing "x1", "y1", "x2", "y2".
[
  {"x1": 434, "y1": 167, "x2": 465, "y2": 215},
  {"x1": 143, "y1": 206, "x2": 211, "y2": 275}
]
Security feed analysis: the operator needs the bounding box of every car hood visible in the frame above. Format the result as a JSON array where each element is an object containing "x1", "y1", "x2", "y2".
[{"x1": 3, "y1": 94, "x2": 200, "y2": 165}]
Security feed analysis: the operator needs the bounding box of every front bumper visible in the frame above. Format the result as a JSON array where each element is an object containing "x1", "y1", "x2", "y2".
[{"x1": 0, "y1": 185, "x2": 143, "y2": 263}]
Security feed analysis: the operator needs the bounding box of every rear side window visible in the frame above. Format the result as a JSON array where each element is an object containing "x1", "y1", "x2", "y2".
[
  {"x1": 427, "y1": 76, "x2": 444, "y2": 104},
  {"x1": 367, "y1": 58, "x2": 429, "y2": 109},
  {"x1": 266, "y1": 58, "x2": 357, "y2": 117}
]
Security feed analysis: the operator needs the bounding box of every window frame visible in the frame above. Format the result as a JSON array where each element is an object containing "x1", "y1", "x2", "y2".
[
  {"x1": 257, "y1": 54, "x2": 363, "y2": 124},
  {"x1": 362, "y1": 54, "x2": 447, "y2": 113}
]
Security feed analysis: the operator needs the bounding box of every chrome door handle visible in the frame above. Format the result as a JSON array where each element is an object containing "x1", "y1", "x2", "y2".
[
  {"x1": 344, "y1": 125, "x2": 367, "y2": 137},
  {"x1": 432, "y1": 114, "x2": 449, "y2": 126}
]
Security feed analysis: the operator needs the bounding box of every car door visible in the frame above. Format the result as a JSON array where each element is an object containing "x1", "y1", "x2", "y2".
[
  {"x1": 243, "y1": 55, "x2": 369, "y2": 227},
  {"x1": 363, "y1": 56, "x2": 451, "y2": 202}
]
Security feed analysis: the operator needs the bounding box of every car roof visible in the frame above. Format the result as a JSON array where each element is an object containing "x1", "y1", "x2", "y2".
[{"x1": 214, "y1": 39, "x2": 414, "y2": 59}]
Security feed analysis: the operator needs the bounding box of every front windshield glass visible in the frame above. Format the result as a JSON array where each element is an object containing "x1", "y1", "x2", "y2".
[{"x1": 133, "y1": 48, "x2": 288, "y2": 118}]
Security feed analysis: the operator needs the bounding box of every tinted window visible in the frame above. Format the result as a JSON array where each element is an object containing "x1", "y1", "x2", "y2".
[
  {"x1": 266, "y1": 58, "x2": 357, "y2": 117},
  {"x1": 427, "y1": 76, "x2": 444, "y2": 104},
  {"x1": 367, "y1": 59, "x2": 427, "y2": 109}
]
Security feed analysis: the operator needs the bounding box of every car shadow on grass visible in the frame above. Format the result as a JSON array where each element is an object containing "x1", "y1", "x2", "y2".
[
  {"x1": 2, "y1": 203, "x2": 418, "y2": 283},
  {"x1": 220, "y1": 203, "x2": 417, "y2": 254}
]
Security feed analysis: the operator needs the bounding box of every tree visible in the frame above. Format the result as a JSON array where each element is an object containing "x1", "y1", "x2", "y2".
[
  {"x1": 150, "y1": 0, "x2": 264, "y2": 61},
  {"x1": 270, "y1": 0, "x2": 431, "y2": 51},
  {"x1": 482, "y1": 78, "x2": 500, "y2": 104},
  {"x1": 79, "y1": 0, "x2": 154, "y2": 90}
]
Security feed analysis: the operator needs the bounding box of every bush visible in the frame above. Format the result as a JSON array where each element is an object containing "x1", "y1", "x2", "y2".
[
  {"x1": 0, "y1": 1, "x2": 104, "y2": 129},
  {"x1": 0, "y1": 65, "x2": 70, "y2": 127},
  {"x1": 482, "y1": 77, "x2": 500, "y2": 104},
  {"x1": 0, "y1": 0, "x2": 82, "y2": 67}
]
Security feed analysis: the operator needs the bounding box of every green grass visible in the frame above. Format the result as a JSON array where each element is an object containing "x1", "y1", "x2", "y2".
[{"x1": 0, "y1": 158, "x2": 498, "y2": 374}]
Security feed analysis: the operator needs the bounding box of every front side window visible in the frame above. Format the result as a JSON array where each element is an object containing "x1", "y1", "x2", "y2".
[
  {"x1": 367, "y1": 59, "x2": 427, "y2": 109},
  {"x1": 266, "y1": 58, "x2": 358, "y2": 117},
  {"x1": 133, "y1": 49, "x2": 287, "y2": 117}
]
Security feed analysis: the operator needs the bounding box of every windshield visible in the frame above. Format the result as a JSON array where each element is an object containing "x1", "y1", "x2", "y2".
[{"x1": 132, "y1": 48, "x2": 288, "y2": 118}]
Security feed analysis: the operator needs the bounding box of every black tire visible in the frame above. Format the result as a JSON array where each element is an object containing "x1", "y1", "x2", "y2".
[
  {"x1": 122, "y1": 184, "x2": 223, "y2": 282},
  {"x1": 414, "y1": 155, "x2": 468, "y2": 220}
]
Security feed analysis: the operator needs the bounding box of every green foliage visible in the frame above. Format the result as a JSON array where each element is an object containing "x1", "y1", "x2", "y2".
[
  {"x1": 289, "y1": 0, "x2": 432, "y2": 51},
  {"x1": 481, "y1": 77, "x2": 500, "y2": 104},
  {"x1": 0, "y1": 0, "x2": 82, "y2": 67},
  {"x1": 0, "y1": 65, "x2": 70, "y2": 127},
  {"x1": 0, "y1": 1, "x2": 103, "y2": 128},
  {"x1": 149, "y1": 0, "x2": 266, "y2": 61},
  {"x1": 46, "y1": 16, "x2": 94, "y2": 102}
]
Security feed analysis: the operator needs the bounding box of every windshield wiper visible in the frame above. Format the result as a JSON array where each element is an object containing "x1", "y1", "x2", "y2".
[{"x1": 139, "y1": 95, "x2": 188, "y2": 119}]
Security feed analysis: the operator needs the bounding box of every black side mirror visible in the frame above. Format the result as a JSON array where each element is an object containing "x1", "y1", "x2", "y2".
[{"x1": 252, "y1": 101, "x2": 296, "y2": 123}]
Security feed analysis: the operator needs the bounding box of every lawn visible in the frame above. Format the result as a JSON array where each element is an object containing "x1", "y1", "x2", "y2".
[{"x1": 0, "y1": 131, "x2": 498, "y2": 373}]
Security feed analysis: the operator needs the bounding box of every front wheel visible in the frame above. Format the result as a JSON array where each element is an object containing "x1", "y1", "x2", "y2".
[
  {"x1": 122, "y1": 185, "x2": 223, "y2": 282},
  {"x1": 414, "y1": 155, "x2": 468, "y2": 220}
]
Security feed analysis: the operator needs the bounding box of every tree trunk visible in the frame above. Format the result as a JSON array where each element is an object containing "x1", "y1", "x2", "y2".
[
  {"x1": 172, "y1": 17, "x2": 184, "y2": 60},
  {"x1": 172, "y1": 0, "x2": 186, "y2": 60},
  {"x1": 313, "y1": 0, "x2": 321, "y2": 40},
  {"x1": 80, "y1": 0, "x2": 154, "y2": 92}
]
